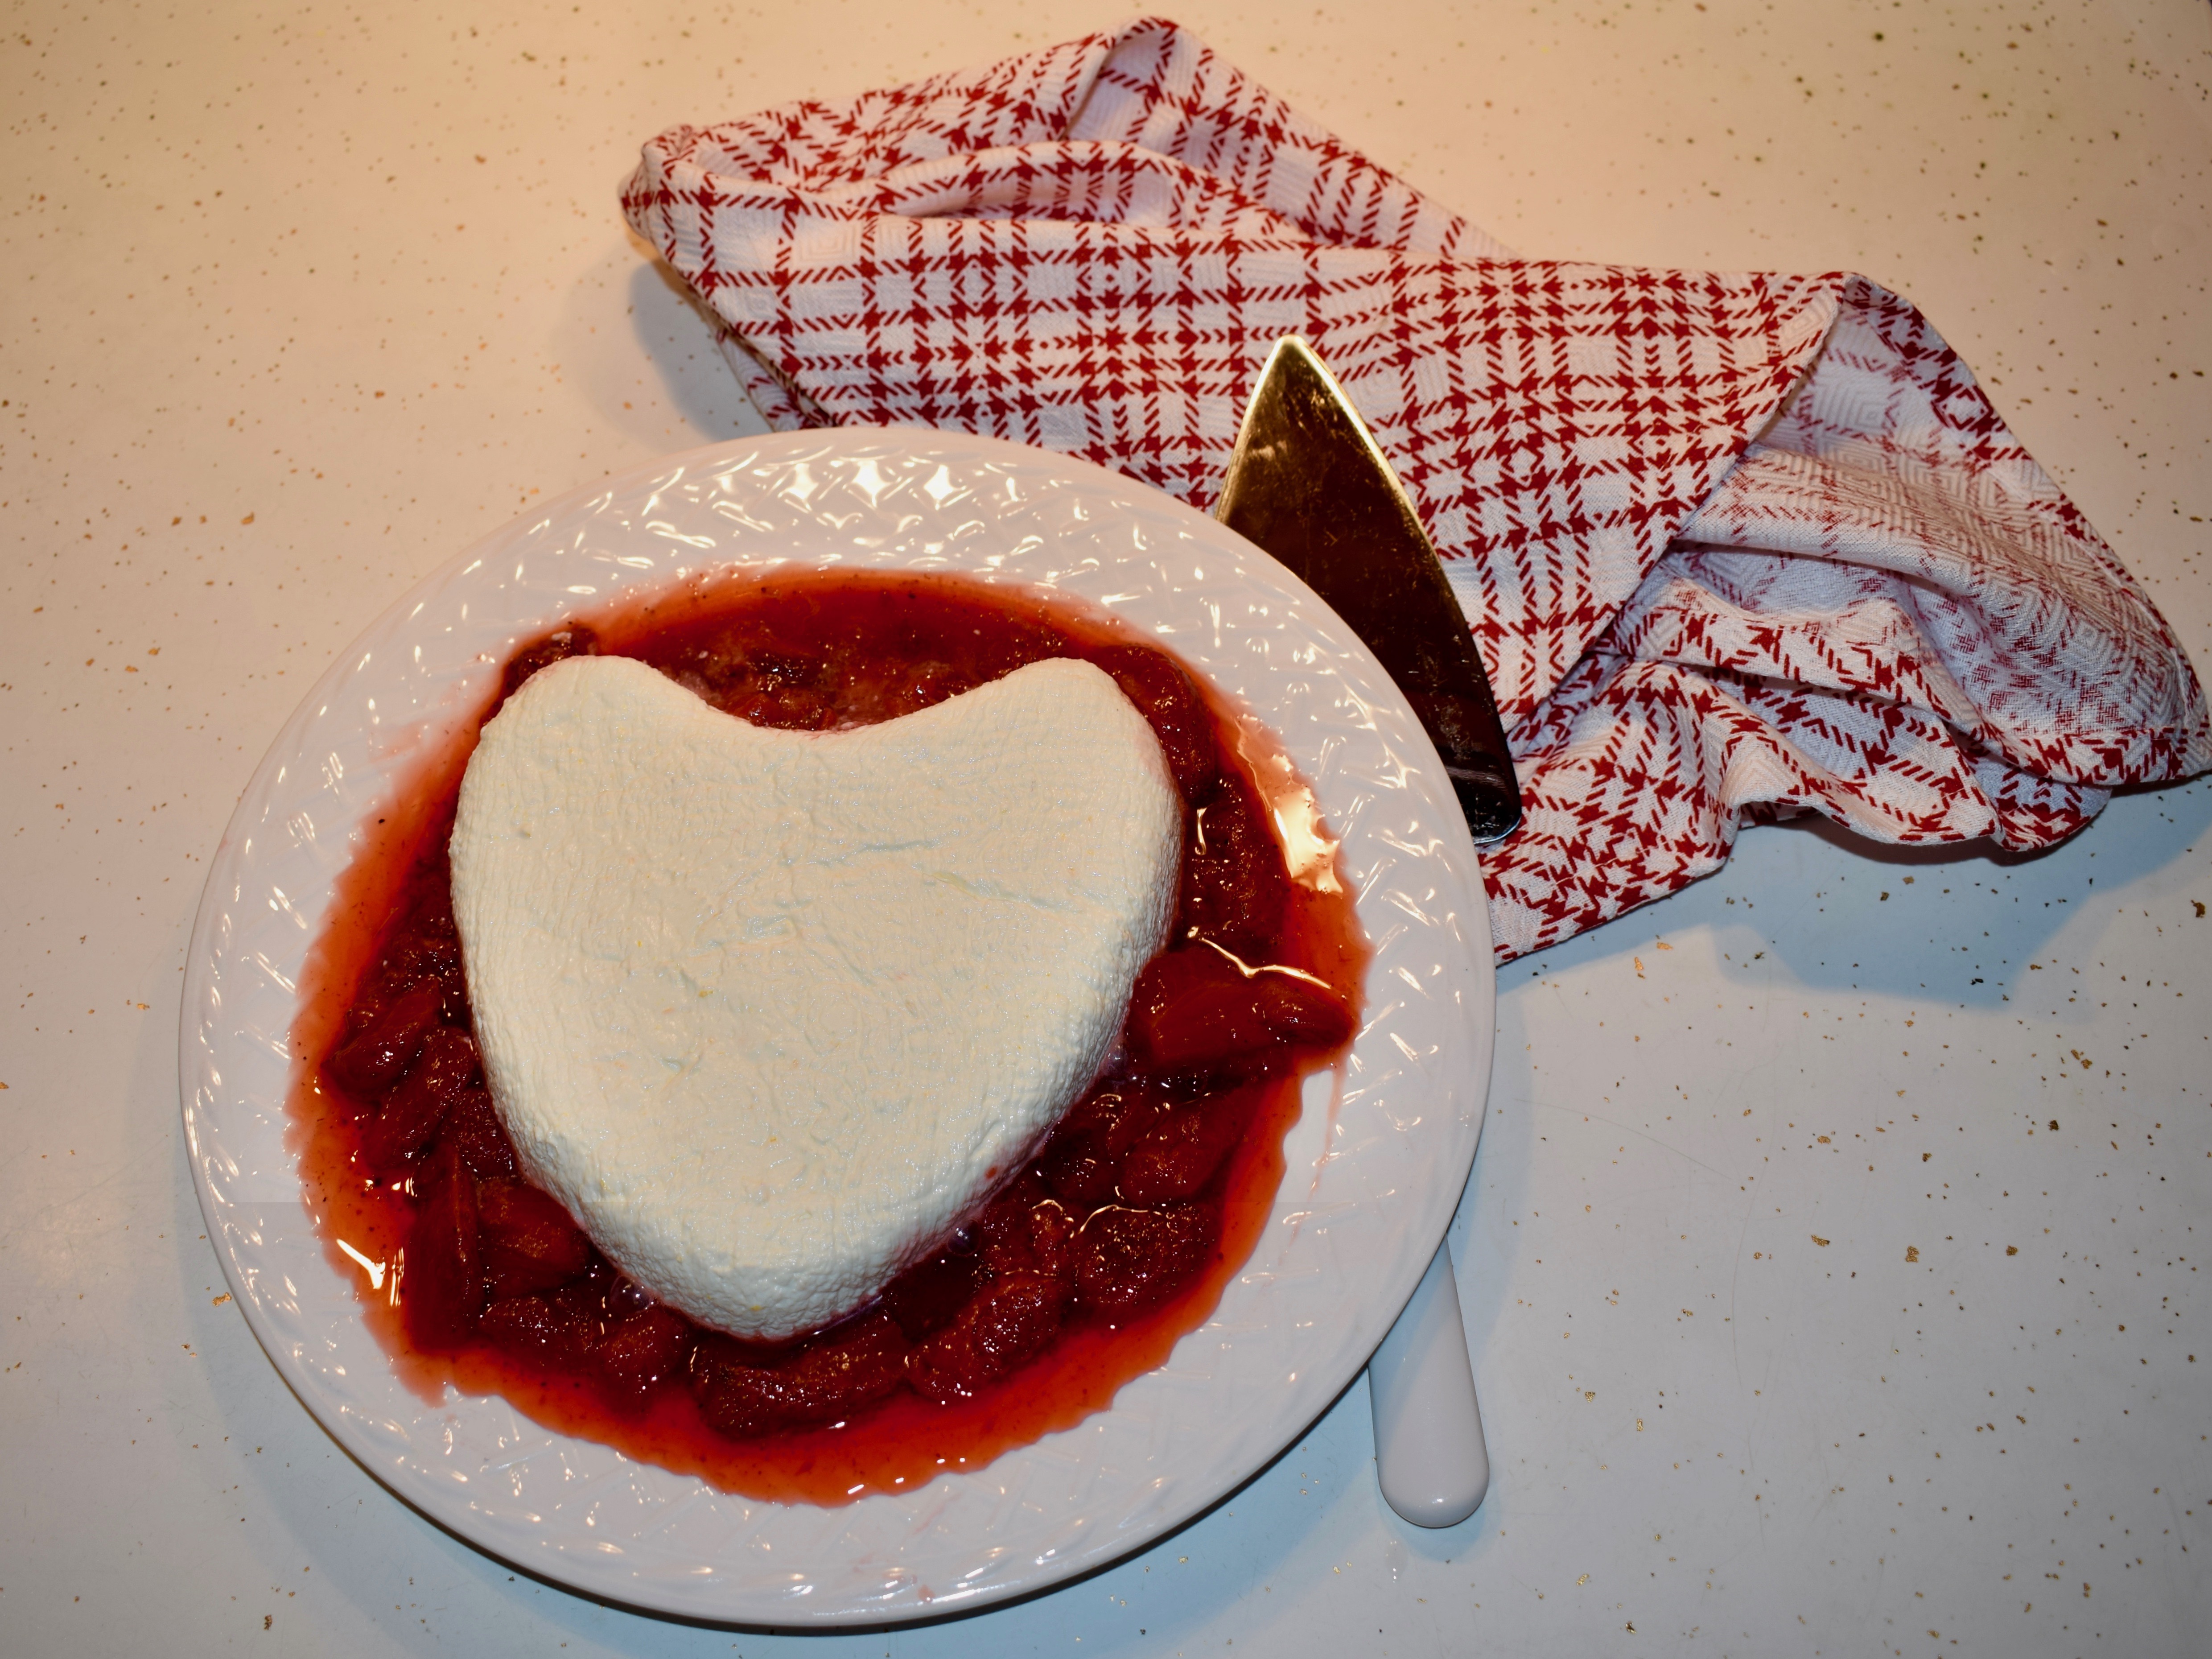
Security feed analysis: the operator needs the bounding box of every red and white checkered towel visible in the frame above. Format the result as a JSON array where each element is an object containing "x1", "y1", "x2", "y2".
[{"x1": 621, "y1": 16, "x2": 2209, "y2": 961}]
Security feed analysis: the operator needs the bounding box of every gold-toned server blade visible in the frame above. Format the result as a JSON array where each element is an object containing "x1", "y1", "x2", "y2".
[{"x1": 1215, "y1": 338, "x2": 1520, "y2": 843}]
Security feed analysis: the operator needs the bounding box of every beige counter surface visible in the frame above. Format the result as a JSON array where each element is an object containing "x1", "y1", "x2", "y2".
[{"x1": 5, "y1": 2, "x2": 2208, "y2": 1653}]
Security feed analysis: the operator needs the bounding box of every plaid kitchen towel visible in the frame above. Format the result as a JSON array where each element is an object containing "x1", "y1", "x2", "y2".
[{"x1": 620, "y1": 16, "x2": 2210, "y2": 961}]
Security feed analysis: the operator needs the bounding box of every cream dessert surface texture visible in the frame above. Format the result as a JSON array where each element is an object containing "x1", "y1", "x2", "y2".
[{"x1": 449, "y1": 654, "x2": 1182, "y2": 1340}]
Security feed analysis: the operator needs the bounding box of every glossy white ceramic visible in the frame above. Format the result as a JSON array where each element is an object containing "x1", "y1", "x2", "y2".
[
  {"x1": 178, "y1": 428, "x2": 1494, "y2": 1626},
  {"x1": 1370, "y1": 1241, "x2": 1490, "y2": 1527}
]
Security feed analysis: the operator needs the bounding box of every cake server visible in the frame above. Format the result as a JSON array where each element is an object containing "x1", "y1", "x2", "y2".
[
  {"x1": 1215, "y1": 335, "x2": 1510, "y2": 1527},
  {"x1": 1215, "y1": 337, "x2": 1520, "y2": 844}
]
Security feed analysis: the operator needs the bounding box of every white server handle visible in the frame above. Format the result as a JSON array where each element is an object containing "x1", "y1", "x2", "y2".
[{"x1": 1369, "y1": 1239, "x2": 1490, "y2": 1527}]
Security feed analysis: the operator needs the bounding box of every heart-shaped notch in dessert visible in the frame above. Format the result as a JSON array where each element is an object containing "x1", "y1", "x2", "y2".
[{"x1": 450, "y1": 653, "x2": 1182, "y2": 1341}]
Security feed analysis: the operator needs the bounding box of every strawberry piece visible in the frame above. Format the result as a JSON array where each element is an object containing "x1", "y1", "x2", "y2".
[
  {"x1": 976, "y1": 1176, "x2": 1078, "y2": 1285},
  {"x1": 878, "y1": 1247, "x2": 979, "y2": 1343},
  {"x1": 1036, "y1": 1134, "x2": 1117, "y2": 1214},
  {"x1": 496, "y1": 623, "x2": 597, "y2": 707},
  {"x1": 1022, "y1": 1197, "x2": 1079, "y2": 1286},
  {"x1": 326, "y1": 980, "x2": 443, "y2": 1098},
  {"x1": 1037, "y1": 1085, "x2": 1166, "y2": 1212},
  {"x1": 783, "y1": 1310, "x2": 911, "y2": 1418},
  {"x1": 358, "y1": 888, "x2": 469, "y2": 1024},
  {"x1": 1086, "y1": 644, "x2": 1217, "y2": 805},
  {"x1": 906, "y1": 1271, "x2": 1070, "y2": 1403},
  {"x1": 442, "y1": 1086, "x2": 519, "y2": 1180},
  {"x1": 358, "y1": 1028, "x2": 480, "y2": 1176},
  {"x1": 595, "y1": 1303, "x2": 694, "y2": 1407},
  {"x1": 1117, "y1": 1089, "x2": 1259, "y2": 1205},
  {"x1": 479, "y1": 1292, "x2": 597, "y2": 1367},
  {"x1": 1177, "y1": 780, "x2": 1290, "y2": 952},
  {"x1": 1128, "y1": 948, "x2": 1355, "y2": 1075},
  {"x1": 544, "y1": 1269, "x2": 620, "y2": 1349},
  {"x1": 1075, "y1": 1203, "x2": 1219, "y2": 1314},
  {"x1": 401, "y1": 1143, "x2": 484, "y2": 1349},
  {"x1": 477, "y1": 1179, "x2": 595, "y2": 1295},
  {"x1": 691, "y1": 1310, "x2": 910, "y2": 1439},
  {"x1": 377, "y1": 891, "x2": 461, "y2": 989},
  {"x1": 974, "y1": 1176, "x2": 1045, "y2": 1267},
  {"x1": 1073, "y1": 1083, "x2": 1174, "y2": 1156}
]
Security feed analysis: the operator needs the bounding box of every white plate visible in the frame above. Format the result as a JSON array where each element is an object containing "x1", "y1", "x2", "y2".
[{"x1": 180, "y1": 429, "x2": 1494, "y2": 1625}]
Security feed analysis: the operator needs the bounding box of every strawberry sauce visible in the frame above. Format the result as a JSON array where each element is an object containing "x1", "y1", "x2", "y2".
[{"x1": 288, "y1": 570, "x2": 1366, "y2": 1506}]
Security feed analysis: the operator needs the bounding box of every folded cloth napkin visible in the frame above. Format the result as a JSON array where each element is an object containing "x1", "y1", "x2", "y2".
[{"x1": 622, "y1": 16, "x2": 2210, "y2": 961}]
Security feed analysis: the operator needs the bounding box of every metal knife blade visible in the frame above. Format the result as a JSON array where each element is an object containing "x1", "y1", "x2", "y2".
[{"x1": 1214, "y1": 337, "x2": 1521, "y2": 843}]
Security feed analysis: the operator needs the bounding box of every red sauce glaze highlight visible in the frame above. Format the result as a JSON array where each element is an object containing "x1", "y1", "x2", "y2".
[{"x1": 288, "y1": 570, "x2": 1367, "y2": 1506}]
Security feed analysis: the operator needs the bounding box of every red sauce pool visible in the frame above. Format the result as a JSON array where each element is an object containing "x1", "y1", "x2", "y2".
[{"x1": 288, "y1": 570, "x2": 1367, "y2": 1506}]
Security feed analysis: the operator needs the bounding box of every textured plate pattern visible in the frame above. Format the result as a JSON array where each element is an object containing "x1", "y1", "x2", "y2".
[{"x1": 179, "y1": 429, "x2": 1494, "y2": 1625}]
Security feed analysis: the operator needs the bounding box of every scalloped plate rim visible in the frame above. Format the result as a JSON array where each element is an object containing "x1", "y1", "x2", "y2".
[{"x1": 178, "y1": 426, "x2": 1493, "y2": 1626}]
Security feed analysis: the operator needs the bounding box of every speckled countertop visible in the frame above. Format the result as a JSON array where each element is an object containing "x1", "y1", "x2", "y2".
[{"x1": 4, "y1": 2, "x2": 2207, "y2": 1654}]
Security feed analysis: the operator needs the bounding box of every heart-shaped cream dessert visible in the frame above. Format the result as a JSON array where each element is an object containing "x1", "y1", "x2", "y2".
[{"x1": 449, "y1": 653, "x2": 1182, "y2": 1340}]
